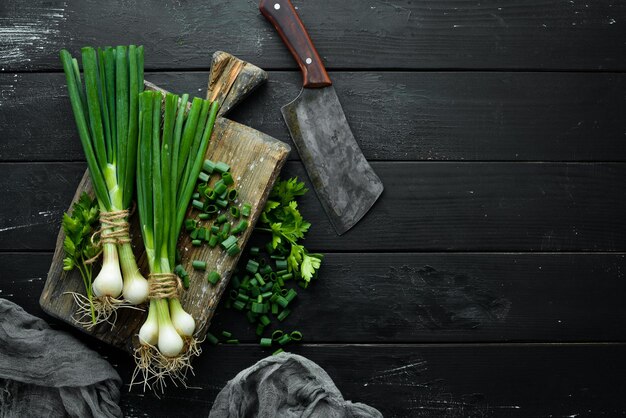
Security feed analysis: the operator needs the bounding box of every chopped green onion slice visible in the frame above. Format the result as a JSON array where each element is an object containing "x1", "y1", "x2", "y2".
[
  {"x1": 198, "y1": 172, "x2": 210, "y2": 183},
  {"x1": 208, "y1": 234, "x2": 219, "y2": 247},
  {"x1": 232, "y1": 219, "x2": 248, "y2": 234},
  {"x1": 226, "y1": 244, "x2": 241, "y2": 256},
  {"x1": 250, "y1": 246, "x2": 260, "y2": 255},
  {"x1": 216, "y1": 214, "x2": 228, "y2": 224},
  {"x1": 241, "y1": 203, "x2": 252, "y2": 217},
  {"x1": 260, "y1": 315, "x2": 271, "y2": 326},
  {"x1": 192, "y1": 199, "x2": 204, "y2": 210},
  {"x1": 260, "y1": 337, "x2": 272, "y2": 347},
  {"x1": 277, "y1": 334, "x2": 291, "y2": 345},
  {"x1": 246, "y1": 259, "x2": 260, "y2": 274},
  {"x1": 192, "y1": 239, "x2": 202, "y2": 246},
  {"x1": 227, "y1": 188, "x2": 238, "y2": 201},
  {"x1": 276, "y1": 296, "x2": 289, "y2": 308},
  {"x1": 221, "y1": 235, "x2": 237, "y2": 249},
  {"x1": 214, "y1": 161, "x2": 230, "y2": 174},
  {"x1": 278, "y1": 308, "x2": 291, "y2": 322},
  {"x1": 216, "y1": 198, "x2": 228, "y2": 208},
  {"x1": 192, "y1": 260, "x2": 207, "y2": 270},
  {"x1": 206, "y1": 332, "x2": 219, "y2": 345},
  {"x1": 273, "y1": 348, "x2": 284, "y2": 356},
  {"x1": 290, "y1": 331, "x2": 303, "y2": 341},
  {"x1": 198, "y1": 213, "x2": 210, "y2": 220},
  {"x1": 226, "y1": 339, "x2": 239, "y2": 344},
  {"x1": 208, "y1": 270, "x2": 220, "y2": 285},
  {"x1": 202, "y1": 159, "x2": 216, "y2": 173},
  {"x1": 271, "y1": 330, "x2": 284, "y2": 341},
  {"x1": 222, "y1": 172, "x2": 234, "y2": 185},
  {"x1": 230, "y1": 206, "x2": 240, "y2": 218},
  {"x1": 214, "y1": 180, "x2": 227, "y2": 196},
  {"x1": 221, "y1": 330, "x2": 232, "y2": 338}
]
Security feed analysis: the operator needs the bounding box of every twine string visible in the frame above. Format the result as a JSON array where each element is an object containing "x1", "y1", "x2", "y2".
[
  {"x1": 148, "y1": 273, "x2": 181, "y2": 300},
  {"x1": 84, "y1": 209, "x2": 131, "y2": 265}
]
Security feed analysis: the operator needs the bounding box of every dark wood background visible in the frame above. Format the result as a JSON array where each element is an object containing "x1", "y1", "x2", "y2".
[{"x1": 2, "y1": 1, "x2": 626, "y2": 416}]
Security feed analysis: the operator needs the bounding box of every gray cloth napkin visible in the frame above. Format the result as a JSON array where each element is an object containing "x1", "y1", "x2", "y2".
[
  {"x1": 209, "y1": 352, "x2": 383, "y2": 418},
  {"x1": 0, "y1": 298, "x2": 122, "y2": 418}
]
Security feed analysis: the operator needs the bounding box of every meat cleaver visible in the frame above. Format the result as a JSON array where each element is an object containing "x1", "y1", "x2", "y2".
[{"x1": 260, "y1": 0, "x2": 384, "y2": 235}]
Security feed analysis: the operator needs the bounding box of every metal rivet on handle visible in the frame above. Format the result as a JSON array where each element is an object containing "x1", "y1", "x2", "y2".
[
  {"x1": 305, "y1": 58, "x2": 312, "y2": 64},
  {"x1": 274, "y1": 3, "x2": 280, "y2": 9}
]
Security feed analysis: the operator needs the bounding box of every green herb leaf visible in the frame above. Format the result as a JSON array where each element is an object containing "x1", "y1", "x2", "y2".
[{"x1": 301, "y1": 253, "x2": 323, "y2": 281}]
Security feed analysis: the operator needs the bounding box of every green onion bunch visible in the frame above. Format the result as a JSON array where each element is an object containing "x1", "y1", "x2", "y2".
[
  {"x1": 60, "y1": 46, "x2": 148, "y2": 322},
  {"x1": 135, "y1": 90, "x2": 218, "y2": 366}
]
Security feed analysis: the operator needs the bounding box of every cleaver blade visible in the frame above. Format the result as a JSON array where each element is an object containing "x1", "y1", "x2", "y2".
[{"x1": 260, "y1": 0, "x2": 383, "y2": 235}]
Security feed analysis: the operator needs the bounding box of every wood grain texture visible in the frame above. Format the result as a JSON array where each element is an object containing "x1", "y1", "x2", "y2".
[
  {"x1": 38, "y1": 55, "x2": 290, "y2": 350},
  {"x1": 109, "y1": 344, "x2": 626, "y2": 417},
  {"x1": 3, "y1": 71, "x2": 625, "y2": 162},
  {"x1": 5, "y1": 252, "x2": 626, "y2": 343},
  {"x1": 4, "y1": 162, "x2": 625, "y2": 252},
  {"x1": 1, "y1": 0, "x2": 625, "y2": 72}
]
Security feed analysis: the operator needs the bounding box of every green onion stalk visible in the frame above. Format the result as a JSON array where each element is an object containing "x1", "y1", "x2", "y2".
[
  {"x1": 133, "y1": 90, "x2": 219, "y2": 390},
  {"x1": 60, "y1": 46, "x2": 148, "y2": 325}
]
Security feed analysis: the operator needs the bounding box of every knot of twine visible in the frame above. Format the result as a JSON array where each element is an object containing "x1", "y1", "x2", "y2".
[
  {"x1": 84, "y1": 209, "x2": 131, "y2": 265},
  {"x1": 148, "y1": 273, "x2": 181, "y2": 300},
  {"x1": 99, "y1": 210, "x2": 132, "y2": 245}
]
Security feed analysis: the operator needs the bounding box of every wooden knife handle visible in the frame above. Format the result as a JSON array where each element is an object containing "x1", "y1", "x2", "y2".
[{"x1": 259, "y1": 0, "x2": 332, "y2": 88}]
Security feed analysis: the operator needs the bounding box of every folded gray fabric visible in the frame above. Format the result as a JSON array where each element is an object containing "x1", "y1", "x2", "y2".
[
  {"x1": 0, "y1": 298, "x2": 122, "y2": 418},
  {"x1": 209, "y1": 352, "x2": 383, "y2": 418}
]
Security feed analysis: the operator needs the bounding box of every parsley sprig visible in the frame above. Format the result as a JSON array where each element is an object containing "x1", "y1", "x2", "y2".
[
  {"x1": 62, "y1": 193, "x2": 100, "y2": 323},
  {"x1": 258, "y1": 177, "x2": 323, "y2": 282}
]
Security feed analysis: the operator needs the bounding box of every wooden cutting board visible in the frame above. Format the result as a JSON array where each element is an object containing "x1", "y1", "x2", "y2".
[{"x1": 39, "y1": 51, "x2": 290, "y2": 351}]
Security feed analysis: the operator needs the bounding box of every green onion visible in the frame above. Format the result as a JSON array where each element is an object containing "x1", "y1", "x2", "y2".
[
  {"x1": 277, "y1": 334, "x2": 291, "y2": 345},
  {"x1": 60, "y1": 46, "x2": 148, "y2": 314},
  {"x1": 221, "y1": 330, "x2": 232, "y2": 338},
  {"x1": 260, "y1": 338, "x2": 272, "y2": 347},
  {"x1": 230, "y1": 206, "x2": 240, "y2": 218},
  {"x1": 272, "y1": 348, "x2": 284, "y2": 356}
]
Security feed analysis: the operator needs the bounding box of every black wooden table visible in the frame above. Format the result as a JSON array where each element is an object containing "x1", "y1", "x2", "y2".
[{"x1": 2, "y1": 1, "x2": 626, "y2": 417}]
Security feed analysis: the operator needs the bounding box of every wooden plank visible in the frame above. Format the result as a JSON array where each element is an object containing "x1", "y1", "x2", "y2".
[
  {"x1": 3, "y1": 71, "x2": 626, "y2": 162},
  {"x1": 4, "y1": 252, "x2": 626, "y2": 343},
  {"x1": 3, "y1": 161, "x2": 625, "y2": 251},
  {"x1": 108, "y1": 344, "x2": 626, "y2": 417},
  {"x1": 1, "y1": 0, "x2": 625, "y2": 72}
]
